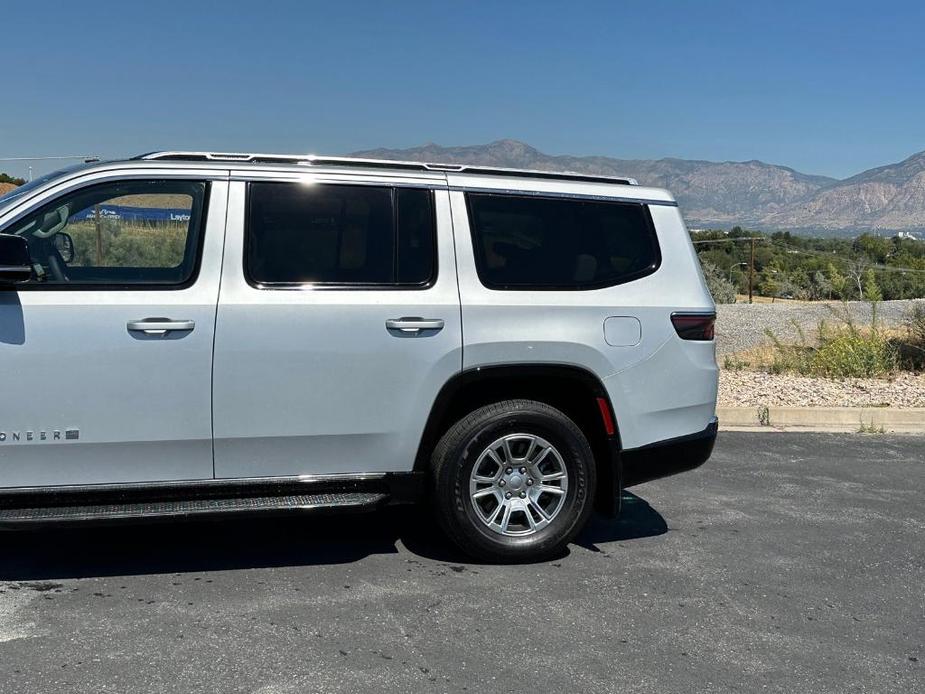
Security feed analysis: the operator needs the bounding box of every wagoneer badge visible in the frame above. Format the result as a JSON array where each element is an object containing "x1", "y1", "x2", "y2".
[{"x1": 0, "y1": 428, "x2": 79, "y2": 443}]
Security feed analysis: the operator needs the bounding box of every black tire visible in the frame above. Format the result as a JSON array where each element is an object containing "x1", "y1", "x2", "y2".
[{"x1": 430, "y1": 399, "x2": 596, "y2": 562}]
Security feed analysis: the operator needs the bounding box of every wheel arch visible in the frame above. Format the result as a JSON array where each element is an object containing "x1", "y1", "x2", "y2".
[{"x1": 414, "y1": 364, "x2": 622, "y2": 515}]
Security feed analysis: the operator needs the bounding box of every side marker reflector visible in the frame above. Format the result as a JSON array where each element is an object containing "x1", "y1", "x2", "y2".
[{"x1": 596, "y1": 397, "x2": 616, "y2": 436}]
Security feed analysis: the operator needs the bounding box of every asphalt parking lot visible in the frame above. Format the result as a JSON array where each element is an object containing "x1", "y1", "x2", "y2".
[{"x1": 0, "y1": 432, "x2": 922, "y2": 693}]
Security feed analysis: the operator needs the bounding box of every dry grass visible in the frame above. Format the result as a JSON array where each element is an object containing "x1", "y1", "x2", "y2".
[
  {"x1": 721, "y1": 343, "x2": 781, "y2": 372},
  {"x1": 723, "y1": 323, "x2": 924, "y2": 377},
  {"x1": 108, "y1": 194, "x2": 191, "y2": 208}
]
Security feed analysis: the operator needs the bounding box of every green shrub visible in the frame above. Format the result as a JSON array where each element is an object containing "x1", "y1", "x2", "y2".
[
  {"x1": 723, "y1": 355, "x2": 751, "y2": 370},
  {"x1": 907, "y1": 302, "x2": 925, "y2": 344},
  {"x1": 894, "y1": 302, "x2": 925, "y2": 371},
  {"x1": 765, "y1": 302, "x2": 898, "y2": 379},
  {"x1": 811, "y1": 329, "x2": 897, "y2": 378},
  {"x1": 700, "y1": 261, "x2": 737, "y2": 304}
]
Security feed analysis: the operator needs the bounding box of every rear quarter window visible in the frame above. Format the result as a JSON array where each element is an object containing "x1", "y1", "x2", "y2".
[{"x1": 466, "y1": 193, "x2": 660, "y2": 290}]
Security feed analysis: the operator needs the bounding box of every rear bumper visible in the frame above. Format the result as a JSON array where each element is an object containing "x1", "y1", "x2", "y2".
[{"x1": 621, "y1": 417, "x2": 718, "y2": 487}]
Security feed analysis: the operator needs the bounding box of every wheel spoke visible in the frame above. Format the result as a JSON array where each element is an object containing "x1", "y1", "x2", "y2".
[
  {"x1": 499, "y1": 503, "x2": 513, "y2": 533},
  {"x1": 528, "y1": 496, "x2": 551, "y2": 522},
  {"x1": 472, "y1": 487, "x2": 500, "y2": 500},
  {"x1": 521, "y1": 502, "x2": 536, "y2": 531},
  {"x1": 489, "y1": 503, "x2": 505, "y2": 525},
  {"x1": 502, "y1": 438, "x2": 514, "y2": 464},
  {"x1": 538, "y1": 484, "x2": 565, "y2": 496},
  {"x1": 541, "y1": 470, "x2": 566, "y2": 482}
]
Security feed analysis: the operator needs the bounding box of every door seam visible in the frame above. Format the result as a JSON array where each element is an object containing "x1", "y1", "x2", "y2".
[
  {"x1": 209, "y1": 174, "x2": 232, "y2": 479},
  {"x1": 445, "y1": 181, "x2": 464, "y2": 372}
]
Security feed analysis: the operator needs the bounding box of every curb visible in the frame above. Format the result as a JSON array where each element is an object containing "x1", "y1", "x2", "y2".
[{"x1": 717, "y1": 406, "x2": 925, "y2": 433}]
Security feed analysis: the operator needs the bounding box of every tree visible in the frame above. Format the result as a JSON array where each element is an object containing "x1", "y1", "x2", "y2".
[
  {"x1": 812, "y1": 270, "x2": 833, "y2": 300},
  {"x1": 863, "y1": 268, "x2": 883, "y2": 302},
  {"x1": 846, "y1": 258, "x2": 869, "y2": 300},
  {"x1": 700, "y1": 261, "x2": 737, "y2": 303},
  {"x1": 689, "y1": 226, "x2": 925, "y2": 301},
  {"x1": 827, "y1": 263, "x2": 848, "y2": 299},
  {"x1": 772, "y1": 275, "x2": 800, "y2": 301},
  {"x1": 0, "y1": 173, "x2": 26, "y2": 186},
  {"x1": 855, "y1": 234, "x2": 891, "y2": 264},
  {"x1": 758, "y1": 272, "x2": 779, "y2": 300}
]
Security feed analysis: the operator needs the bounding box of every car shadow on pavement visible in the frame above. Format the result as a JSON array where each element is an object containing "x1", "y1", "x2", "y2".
[
  {"x1": 575, "y1": 492, "x2": 669, "y2": 551},
  {"x1": 399, "y1": 491, "x2": 668, "y2": 563},
  {"x1": 0, "y1": 493, "x2": 667, "y2": 580}
]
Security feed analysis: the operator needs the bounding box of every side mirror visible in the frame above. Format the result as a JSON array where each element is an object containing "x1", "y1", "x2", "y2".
[
  {"x1": 54, "y1": 232, "x2": 75, "y2": 263},
  {"x1": 0, "y1": 234, "x2": 33, "y2": 284}
]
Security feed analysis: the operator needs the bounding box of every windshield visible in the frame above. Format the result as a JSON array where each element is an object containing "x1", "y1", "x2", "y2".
[{"x1": 0, "y1": 164, "x2": 93, "y2": 207}]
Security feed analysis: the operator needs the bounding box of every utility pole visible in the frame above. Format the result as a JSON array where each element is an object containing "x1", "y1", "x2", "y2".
[
  {"x1": 689, "y1": 235, "x2": 763, "y2": 303},
  {"x1": 748, "y1": 237, "x2": 755, "y2": 304}
]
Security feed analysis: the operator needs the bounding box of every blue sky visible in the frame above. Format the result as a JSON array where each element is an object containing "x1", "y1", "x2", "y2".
[{"x1": 1, "y1": 0, "x2": 923, "y2": 179}]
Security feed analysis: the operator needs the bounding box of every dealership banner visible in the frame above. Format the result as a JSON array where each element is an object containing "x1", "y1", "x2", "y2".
[{"x1": 70, "y1": 205, "x2": 191, "y2": 222}]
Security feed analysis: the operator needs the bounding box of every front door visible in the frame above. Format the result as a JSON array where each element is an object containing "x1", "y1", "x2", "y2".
[
  {"x1": 0, "y1": 175, "x2": 227, "y2": 487},
  {"x1": 212, "y1": 176, "x2": 461, "y2": 477}
]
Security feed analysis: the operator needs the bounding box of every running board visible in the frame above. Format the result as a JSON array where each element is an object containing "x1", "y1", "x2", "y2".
[
  {"x1": 0, "y1": 491, "x2": 389, "y2": 528},
  {"x1": 0, "y1": 472, "x2": 425, "y2": 529}
]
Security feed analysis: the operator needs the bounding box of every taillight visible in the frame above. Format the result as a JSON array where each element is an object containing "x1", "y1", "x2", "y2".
[{"x1": 671, "y1": 312, "x2": 715, "y2": 340}]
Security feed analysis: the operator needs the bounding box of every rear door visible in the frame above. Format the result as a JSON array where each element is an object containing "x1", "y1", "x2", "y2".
[
  {"x1": 212, "y1": 171, "x2": 461, "y2": 477},
  {"x1": 0, "y1": 171, "x2": 228, "y2": 487}
]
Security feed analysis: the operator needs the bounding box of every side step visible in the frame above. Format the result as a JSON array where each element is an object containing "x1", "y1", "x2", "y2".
[{"x1": 0, "y1": 491, "x2": 388, "y2": 528}]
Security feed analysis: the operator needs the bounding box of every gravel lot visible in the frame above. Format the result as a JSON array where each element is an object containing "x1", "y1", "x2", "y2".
[
  {"x1": 715, "y1": 299, "x2": 925, "y2": 408},
  {"x1": 0, "y1": 433, "x2": 922, "y2": 694},
  {"x1": 715, "y1": 299, "x2": 923, "y2": 356},
  {"x1": 719, "y1": 371, "x2": 925, "y2": 408}
]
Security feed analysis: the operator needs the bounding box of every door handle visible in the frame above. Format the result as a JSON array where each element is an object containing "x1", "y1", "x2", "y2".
[
  {"x1": 127, "y1": 318, "x2": 196, "y2": 335},
  {"x1": 385, "y1": 317, "x2": 445, "y2": 333}
]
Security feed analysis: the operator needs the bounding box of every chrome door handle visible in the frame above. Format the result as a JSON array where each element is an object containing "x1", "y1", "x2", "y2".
[
  {"x1": 127, "y1": 318, "x2": 196, "y2": 335},
  {"x1": 385, "y1": 317, "x2": 445, "y2": 333}
]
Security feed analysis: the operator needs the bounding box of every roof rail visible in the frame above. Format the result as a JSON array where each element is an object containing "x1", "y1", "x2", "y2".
[{"x1": 134, "y1": 151, "x2": 638, "y2": 186}]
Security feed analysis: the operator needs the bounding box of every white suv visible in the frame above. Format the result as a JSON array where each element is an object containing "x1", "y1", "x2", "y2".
[{"x1": 0, "y1": 152, "x2": 718, "y2": 561}]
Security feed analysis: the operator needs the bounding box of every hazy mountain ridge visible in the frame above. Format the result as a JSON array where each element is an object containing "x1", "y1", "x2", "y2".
[{"x1": 352, "y1": 140, "x2": 925, "y2": 236}]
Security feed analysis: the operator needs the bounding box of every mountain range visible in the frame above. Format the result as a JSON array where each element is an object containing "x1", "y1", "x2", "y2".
[{"x1": 352, "y1": 140, "x2": 925, "y2": 237}]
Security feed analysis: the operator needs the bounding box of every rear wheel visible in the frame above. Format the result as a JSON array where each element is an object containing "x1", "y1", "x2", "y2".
[{"x1": 430, "y1": 399, "x2": 596, "y2": 562}]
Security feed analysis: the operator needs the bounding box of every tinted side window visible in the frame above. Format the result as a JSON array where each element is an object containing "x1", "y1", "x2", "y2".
[
  {"x1": 246, "y1": 183, "x2": 436, "y2": 287},
  {"x1": 6, "y1": 180, "x2": 208, "y2": 288},
  {"x1": 396, "y1": 188, "x2": 436, "y2": 285},
  {"x1": 466, "y1": 193, "x2": 660, "y2": 290}
]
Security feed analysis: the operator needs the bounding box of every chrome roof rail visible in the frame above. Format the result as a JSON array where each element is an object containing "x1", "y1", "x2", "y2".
[{"x1": 134, "y1": 151, "x2": 638, "y2": 185}]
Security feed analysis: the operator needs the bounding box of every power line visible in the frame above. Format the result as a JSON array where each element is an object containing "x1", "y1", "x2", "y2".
[
  {"x1": 691, "y1": 237, "x2": 764, "y2": 245},
  {"x1": 691, "y1": 233, "x2": 925, "y2": 280},
  {"x1": 764, "y1": 240, "x2": 925, "y2": 274}
]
